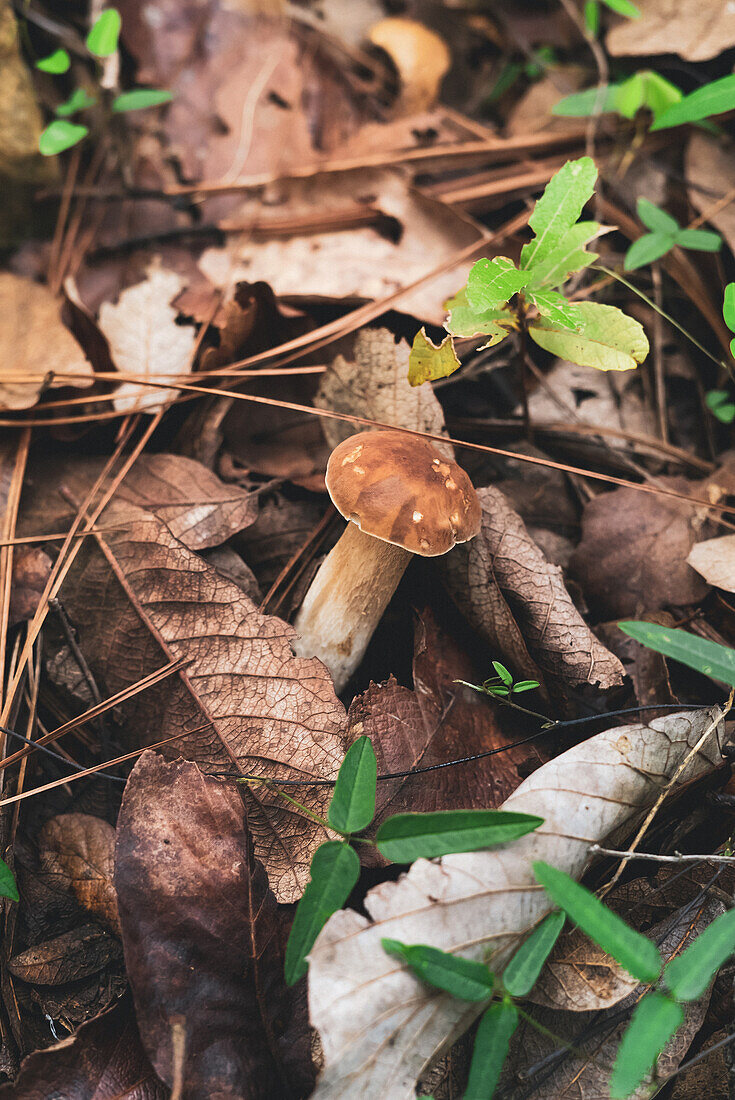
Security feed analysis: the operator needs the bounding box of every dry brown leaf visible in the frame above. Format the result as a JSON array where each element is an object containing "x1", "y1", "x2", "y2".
[
  {"x1": 316, "y1": 328, "x2": 449, "y2": 452},
  {"x1": 18, "y1": 451, "x2": 258, "y2": 552},
  {"x1": 0, "y1": 995, "x2": 167, "y2": 1100},
  {"x1": 198, "y1": 169, "x2": 484, "y2": 325},
  {"x1": 529, "y1": 923, "x2": 639, "y2": 1012},
  {"x1": 367, "y1": 18, "x2": 451, "y2": 115},
  {"x1": 8, "y1": 925, "x2": 122, "y2": 986},
  {"x1": 38, "y1": 814, "x2": 119, "y2": 934},
  {"x1": 235, "y1": 492, "x2": 325, "y2": 596},
  {"x1": 115, "y1": 752, "x2": 313, "y2": 1097},
  {"x1": 570, "y1": 480, "x2": 709, "y2": 619},
  {"x1": 308, "y1": 707, "x2": 724, "y2": 1099},
  {"x1": 0, "y1": 273, "x2": 93, "y2": 411},
  {"x1": 98, "y1": 264, "x2": 196, "y2": 414},
  {"x1": 687, "y1": 534, "x2": 735, "y2": 593},
  {"x1": 441, "y1": 486, "x2": 623, "y2": 699},
  {"x1": 686, "y1": 133, "x2": 735, "y2": 254},
  {"x1": 55, "y1": 501, "x2": 346, "y2": 902},
  {"x1": 503, "y1": 897, "x2": 722, "y2": 1098},
  {"x1": 607, "y1": 0, "x2": 735, "y2": 61},
  {"x1": 9, "y1": 546, "x2": 52, "y2": 626}
]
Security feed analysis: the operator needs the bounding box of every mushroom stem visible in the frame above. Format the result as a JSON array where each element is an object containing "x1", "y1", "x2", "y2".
[{"x1": 292, "y1": 521, "x2": 411, "y2": 692}]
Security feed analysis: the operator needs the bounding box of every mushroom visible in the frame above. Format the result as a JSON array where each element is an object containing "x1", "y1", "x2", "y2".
[{"x1": 292, "y1": 430, "x2": 481, "y2": 692}]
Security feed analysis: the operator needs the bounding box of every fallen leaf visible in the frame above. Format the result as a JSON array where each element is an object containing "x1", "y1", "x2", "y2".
[
  {"x1": 0, "y1": 273, "x2": 93, "y2": 411},
  {"x1": 9, "y1": 546, "x2": 52, "y2": 626},
  {"x1": 687, "y1": 534, "x2": 735, "y2": 593},
  {"x1": 367, "y1": 19, "x2": 451, "y2": 115},
  {"x1": 598, "y1": 615, "x2": 678, "y2": 709},
  {"x1": 115, "y1": 752, "x2": 314, "y2": 1097},
  {"x1": 347, "y1": 608, "x2": 547, "y2": 863},
  {"x1": 308, "y1": 707, "x2": 724, "y2": 1099},
  {"x1": 570, "y1": 480, "x2": 709, "y2": 619},
  {"x1": 198, "y1": 169, "x2": 484, "y2": 325},
  {"x1": 686, "y1": 134, "x2": 735, "y2": 255},
  {"x1": 8, "y1": 925, "x2": 122, "y2": 986},
  {"x1": 607, "y1": 0, "x2": 735, "y2": 62},
  {"x1": 18, "y1": 452, "x2": 257, "y2": 552},
  {"x1": 316, "y1": 328, "x2": 449, "y2": 452},
  {"x1": 0, "y1": 995, "x2": 167, "y2": 1099},
  {"x1": 38, "y1": 814, "x2": 119, "y2": 934},
  {"x1": 235, "y1": 491, "x2": 326, "y2": 596},
  {"x1": 669, "y1": 1028, "x2": 730, "y2": 1099},
  {"x1": 441, "y1": 486, "x2": 623, "y2": 700},
  {"x1": 55, "y1": 501, "x2": 346, "y2": 901},
  {"x1": 98, "y1": 263, "x2": 196, "y2": 414}
]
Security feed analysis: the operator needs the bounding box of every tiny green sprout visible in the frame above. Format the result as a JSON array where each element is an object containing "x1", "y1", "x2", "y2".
[
  {"x1": 36, "y1": 49, "x2": 71, "y2": 74},
  {"x1": 554, "y1": 70, "x2": 681, "y2": 125},
  {"x1": 706, "y1": 390, "x2": 735, "y2": 424},
  {"x1": 457, "y1": 662, "x2": 541, "y2": 700},
  {"x1": 624, "y1": 198, "x2": 721, "y2": 271},
  {"x1": 55, "y1": 88, "x2": 98, "y2": 117}
]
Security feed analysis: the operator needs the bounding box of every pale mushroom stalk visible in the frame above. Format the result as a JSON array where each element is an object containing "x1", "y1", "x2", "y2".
[
  {"x1": 293, "y1": 522, "x2": 411, "y2": 693},
  {"x1": 292, "y1": 431, "x2": 481, "y2": 693}
]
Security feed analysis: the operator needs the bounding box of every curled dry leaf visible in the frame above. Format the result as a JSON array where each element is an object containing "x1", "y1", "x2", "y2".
[
  {"x1": 115, "y1": 752, "x2": 313, "y2": 1098},
  {"x1": 0, "y1": 273, "x2": 93, "y2": 411},
  {"x1": 308, "y1": 707, "x2": 724, "y2": 1099},
  {"x1": 0, "y1": 995, "x2": 166, "y2": 1099},
  {"x1": 18, "y1": 452, "x2": 258, "y2": 552},
  {"x1": 687, "y1": 534, "x2": 735, "y2": 594},
  {"x1": 98, "y1": 264, "x2": 196, "y2": 414},
  {"x1": 570, "y1": 480, "x2": 709, "y2": 619},
  {"x1": 55, "y1": 501, "x2": 346, "y2": 902},
  {"x1": 441, "y1": 486, "x2": 623, "y2": 700},
  {"x1": 607, "y1": 0, "x2": 735, "y2": 62},
  {"x1": 38, "y1": 813, "x2": 119, "y2": 934},
  {"x1": 8, "y1": 925, "x2": 122, "y2": 986},
  {"x1": 9, "y1": 545, "x2": 52, "y2": 626},
  {"x1": 316, "y1": 328, "x2": 449, "y2": 453}
]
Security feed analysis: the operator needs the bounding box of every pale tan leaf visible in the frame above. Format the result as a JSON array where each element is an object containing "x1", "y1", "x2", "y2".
[
  {"x1": 55, "y1": 502, "x2": 346, "y2": 902},
  {"x1": 367, "y1": 19, "x2": 450, "y2": 115},
  {"x1": 687, "y1": 534, "x2": 735, "y2": 593},
  {"x1": 0, "y1": 273, "x2": 93, "y2": 410},
  {"x1": 309, "y1": 708, "x2": 723, "y2": 1099},
  {"x1": 607, "y1": 0, "x2": 735, "y2": 61},
  {"x1": 316, "y1": 328, "x2": 449, "y2": 452},
  {"x1": 686, "y1": 133, "x2": 735, "y2": 254},
  {"x1": 98, "y1": 264, "x2": 196, "y2": 414},
  {"x1": 38, "y1": 814, "x2": 120, "y2": 934}
]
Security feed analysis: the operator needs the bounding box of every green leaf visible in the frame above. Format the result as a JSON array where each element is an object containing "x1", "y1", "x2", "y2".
[
  {"x1": 624, "y1": 232, "x2": 676, "y2": 271},
  {"x1": 600, "y1": 0, "x2": 640, "y2": 16},
  {"x1": 705, "y1": 390, "x2": 735, "y2": 422},
  {"x1": 444, "y1": 289, "x2": 515, "y2": 344},
  {"x1": 36, "y1": 48, "x2": 70, "y2": 74},
  {"x1": 529, "y1": 301, "x2": 649, "y2": 372},
  {"x1": 723, "y1": 283, "x2": 735, "y2": 334},
  {"x1": 636, "y1": 70, "x2": 682, "y2": 119},
  {"x1": 39, "y1": 120, "x2": 88, "y2": 156},
  {"x1": 707, "y1": 389, "x2": 729, "y2": 410},
  {"x1": 408, "y1": 328, "x2": 461, "y2": 386},
  {"x1": 523, "y1": 221, "x2": 601, "y2": 288},
  {"x1": 610, "y1": 992, "x2": 684, "y2": 1099},
  {"x1": 112, "y1": 88, "x2": 174, "y2": 112},
  {"x1": 503, "y1": 911, "x2": 565, "y2": 997},
  {"x1": 0, "y1": 858, "x2": 19, "y2": 903},
  {"x1": 714, "y1": 404, "x2": 735, "y2": 424},
  {"x1": 552, "y1": 85, "x2": 619, "y2": 118},
  {"x1": 652, "y1": 73, "x2": 735, "y2": 130},
  {"x1": 675, "y1": 227, "x2": 722, "y2": 253},
  {"x1": 513, "y1": 680, "x2": 540, "y2": 693},
  {"x1": 533, "y1": 862, "x2": 662, "y2": 983},
  {"x1": 284, "y1": 841, "x2": 359, "y2": 985},
  {"x1": 86, "y1": 8, "x2": 121, "y2": 56},
  {"x1": 55, "y1": 88, "x2": 97, "y2": 117},
  {"x1": 637, "y1": 198, "x2": 679, "y2": 235},
  {"x1": 465, "y1": 1001, "x2": 519, "y2": 1100},
  {"x1": 466, "y1": 257, "x2": 529, "y2": 312},
  {"x1": 492, "y1": 661, "x2": 513, "y2": 686},
  {"x1": 376, "y1": 810, "x2": 544, "y2": 862},
  {"x1": 527, "y1": 289, "x2": 579, "y2": 330},
  {"x1": 381, "y1": 940, "x2": 494, "y2": 1002},
  {"x1": 328, "y1": 736, "x2": 377, "y2": 835},
  {"x1": 665, "y1": 908, "x2": 735, "y2": 1001},
  {"x1": 618, "y1": 621, "x2": 735, "y2": 685},
  {"x1": 521, "y1": 157, "x2": 598, "y2": 270},
  {"x1": 584, "y1": 0, "x2": 600, "y2": 36}
]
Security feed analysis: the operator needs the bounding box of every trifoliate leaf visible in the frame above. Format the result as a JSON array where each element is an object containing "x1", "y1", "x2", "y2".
[
  {"x1": 529, "y1": 301, "x2": 649, "y2": 372},
  {"x1": 675, "y1": 228, "x2": 722, "y2": 253},
  {"x1": 466, "y1": 257, "x2": 529, "y2": 312},
  {"x1": 637, "y1": 198, "x2": 679, "y2": 235},
  {"x1": 521, "y1": 157, "x2": 598, "y2": 270},
  {"x1": 408, "y1": 328, "x2": 461, "y2": 386}
]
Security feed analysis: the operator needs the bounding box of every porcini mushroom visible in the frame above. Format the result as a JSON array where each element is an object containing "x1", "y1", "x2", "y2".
[{"x1": 293, "y1": 430, "x2": 481, "y2": 692}]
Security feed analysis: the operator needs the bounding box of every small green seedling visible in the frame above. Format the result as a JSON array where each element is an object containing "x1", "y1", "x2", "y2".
[
  {"x1": 554, "y1": 69, "x2": 681, "y2": 125},
  {"x1": 457, "y1": 661, "x2": 540, "y2": 700},
  {"x1": 408, "y1": 157, "x2": 649, "y2": 386},
  {"x1": 624, "y1": 197, "x2": 721, "y2": 271},
  {"x1": 706, "y1": 389, "x2": 735, "y2": 424},
  {"x1": 38, "y1": 7, "x2": 172, "y2": 155}
]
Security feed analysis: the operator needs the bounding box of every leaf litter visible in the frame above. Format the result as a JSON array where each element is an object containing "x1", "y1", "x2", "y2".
[{"x1": 4, "y1": 0, "x2": 735, "y2": 1097}]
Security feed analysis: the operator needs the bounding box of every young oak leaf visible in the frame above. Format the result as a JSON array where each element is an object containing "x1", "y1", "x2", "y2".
[
  {"x1": 466, "y1": 257, "x2": 530, "y2": 312},
  {"x1": 521, "y1": 157, "x2": 598, "y2": 270},
  {"x1": 529, "y1": 301, "x2": 649, "y2": 372},
  {"x1": 444, "y1": 289, "x2": 515, "y2": 344},
  {"x1": 408, "y1": 328, "x2": 461, "y2": 386},
  {"x1": 526, "y1": 289, "x2": 579, "y2": 331},
  {"x1": 522, "y1": 221, "x2": 603, "y2": 289}
]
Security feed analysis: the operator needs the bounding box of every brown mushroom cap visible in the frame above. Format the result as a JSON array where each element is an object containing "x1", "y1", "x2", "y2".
[{"x1": 325, "y1": 430, "x2": 481, "y2": 556}]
